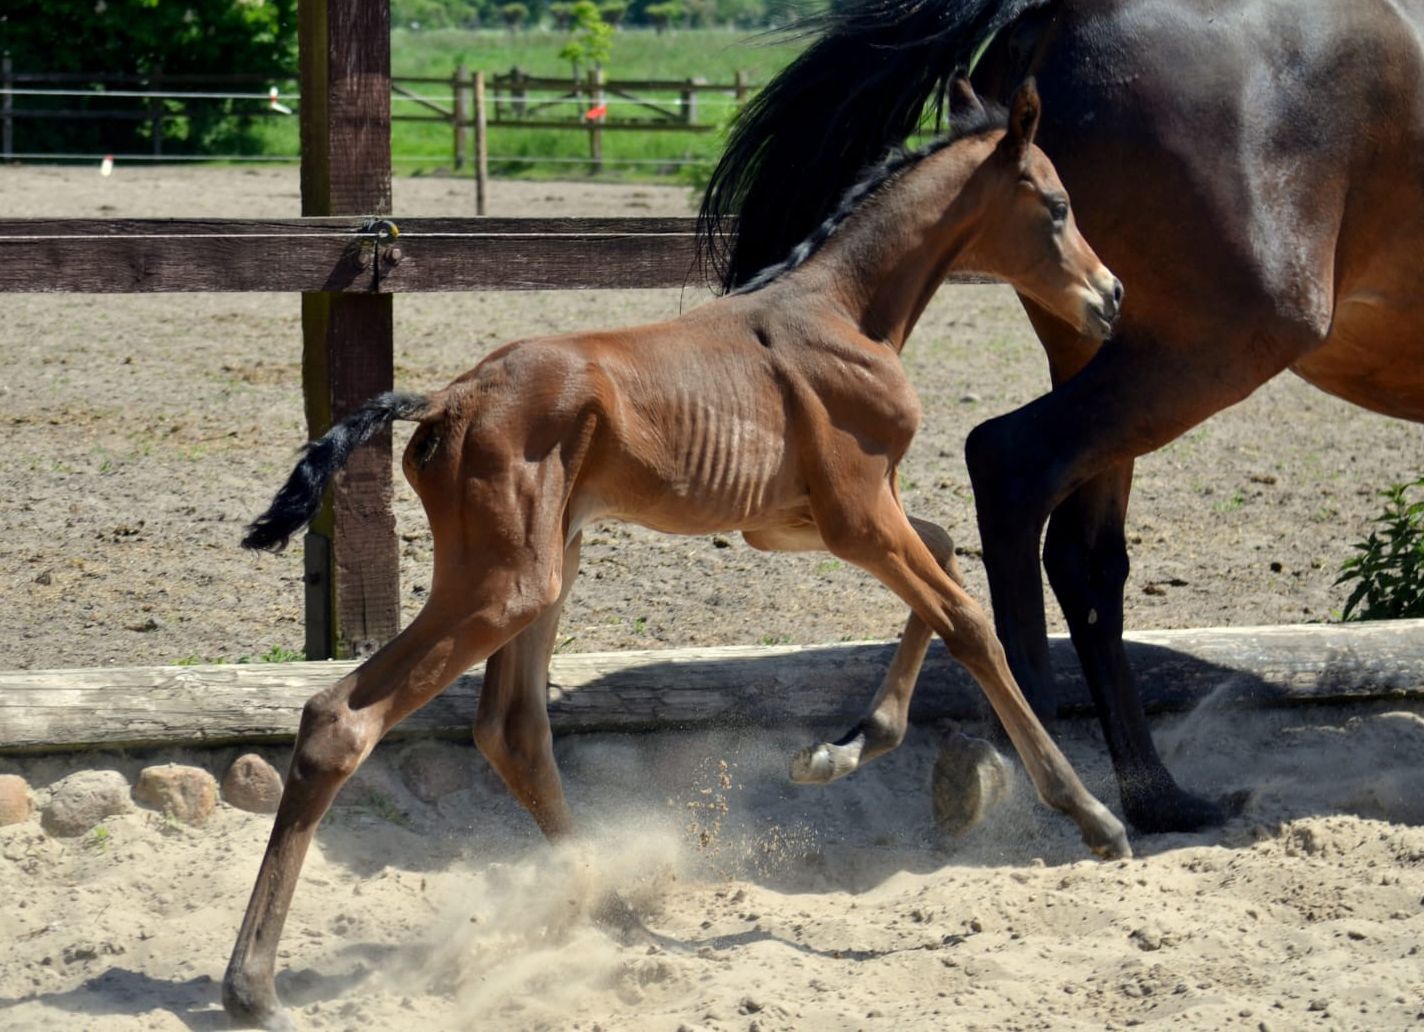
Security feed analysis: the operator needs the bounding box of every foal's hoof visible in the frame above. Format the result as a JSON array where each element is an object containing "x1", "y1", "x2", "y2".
[
  {"x1": 1080, "y1": 801, "x2": 1133, "y2": 860},
  {"x1": 789, "y1": 738, "x2": 862, "y2": 785},
  {"x1": 222, "y1": 993, "x2": 295, "y2": 1032},
  {"x1": 592, "y1": 891, "x2": 654, "y2": 946},
  {"x1": 930, "y1": 728, "x2": 1009, "y2": 838}
]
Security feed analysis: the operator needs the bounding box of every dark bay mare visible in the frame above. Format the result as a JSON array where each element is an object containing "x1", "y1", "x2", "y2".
[
  {"x1": 224, "y1": 82, "x2": 1128, "y2": 1028},
  {"x1": 698, "y1": 0, "x2": 1424, "y2": 836}
]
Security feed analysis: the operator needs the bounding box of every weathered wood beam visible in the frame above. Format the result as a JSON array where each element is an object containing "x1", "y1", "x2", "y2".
[
  {"x1": 2, "y1": 621, "x2": 1420, "y2": 754},
  {"x1": 0, "y1": 218, "x2": 996, "y2": 294}
]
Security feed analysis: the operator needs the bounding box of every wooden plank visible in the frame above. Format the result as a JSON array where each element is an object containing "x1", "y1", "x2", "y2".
[
  {"x1": 2, "y1": 621, "x2": 1421, "y2": 754},
  {"x1": 0, "y1": 217, "x2": 999, "y2": 293}
]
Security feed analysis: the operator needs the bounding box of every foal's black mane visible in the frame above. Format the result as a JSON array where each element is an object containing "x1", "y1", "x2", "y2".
[
  {"x1": 697, "y1": 0, "x2": 1052, "y2": 292},
  {"x1": 731, "y1": 102, "x2": 1007, "y2": 296}
]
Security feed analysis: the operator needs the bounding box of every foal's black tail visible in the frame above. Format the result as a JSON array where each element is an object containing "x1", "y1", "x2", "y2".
[{"x1": 243, "y1": 391, "x2": 434, "y2": 553}]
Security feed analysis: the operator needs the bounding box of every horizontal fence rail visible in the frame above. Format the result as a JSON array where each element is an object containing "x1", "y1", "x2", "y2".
[
  {"x1": 0, "y1": 217, "x2": 710, "y2": 292},
  {"x1": 0, "y1": 216, "x2": 1001, "y2": 294}
]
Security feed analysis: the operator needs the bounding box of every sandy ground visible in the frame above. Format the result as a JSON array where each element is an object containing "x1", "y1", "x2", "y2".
[
  {"x1": 3, "y1": 708, "x2": 1423, "y2": 1031},
  {"x1": 1, "y1": 164, "x2": 1422, "y2": 1030}
]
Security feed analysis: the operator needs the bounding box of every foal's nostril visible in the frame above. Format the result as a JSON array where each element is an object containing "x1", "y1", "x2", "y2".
[{"x1": 1111, "y1": 278, "x2": 1124, "y2": 308}]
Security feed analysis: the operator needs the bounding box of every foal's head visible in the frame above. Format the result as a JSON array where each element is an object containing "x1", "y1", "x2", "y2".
[{"x1": 958, "y1": 79, "x2": 1122, "y2": 340}]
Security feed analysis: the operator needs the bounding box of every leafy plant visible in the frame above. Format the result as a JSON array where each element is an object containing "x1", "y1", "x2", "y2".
[{"x1": 1336, "y1": 476, "x2": 1424, "y2": 620}]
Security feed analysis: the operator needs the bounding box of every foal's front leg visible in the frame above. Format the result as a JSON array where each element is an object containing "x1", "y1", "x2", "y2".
[
  {"x1": 787, "y1": 515, "x2": 962, "y2": 785},
  {"x1": 823, "y1": 493, "x2": 1131, "y2": 859}
]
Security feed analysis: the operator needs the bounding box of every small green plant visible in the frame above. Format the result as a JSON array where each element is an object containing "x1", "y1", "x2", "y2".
[
  {"x1": 358, "y1": 790, "x2": 414, "y2": 829},
  {"x1": 1336, "y1": 476, "x2": 1424, "y2": 621},
  {"x1": 176, "y1": 645, "x2": 306, "y2": 666},
  {"x1": 85, "y1": 826, "x2": 111, "y2": 854},
  {"x1": 1212, "y1": 488, "x2": 1245, "y2": 514}
]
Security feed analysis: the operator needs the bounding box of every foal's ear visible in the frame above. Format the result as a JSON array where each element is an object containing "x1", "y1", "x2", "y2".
[
  {"x1": 947, "y1": 71, "x2": 985, "y2": 122},
  {"x1": 1006, "y1": 78, "x2": 1042, "y2": 160}
]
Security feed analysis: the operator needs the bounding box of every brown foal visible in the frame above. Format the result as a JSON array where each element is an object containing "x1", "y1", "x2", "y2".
[{"x1": 223, "y1": 80, "x2": 1127, "y2": 1028}]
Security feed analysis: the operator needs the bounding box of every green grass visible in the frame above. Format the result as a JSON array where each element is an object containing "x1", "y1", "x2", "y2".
[{"x1": 251, "y1": 27, "x2": 805, "y2": 180}]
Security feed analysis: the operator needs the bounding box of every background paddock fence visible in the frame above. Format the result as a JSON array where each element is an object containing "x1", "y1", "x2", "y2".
[
  {"x1": 0, "y1": 62, "x2": 754, "y2": 177},
  {"x1": 4, "y1": 622, "x2": 1423, "y2": 753}
]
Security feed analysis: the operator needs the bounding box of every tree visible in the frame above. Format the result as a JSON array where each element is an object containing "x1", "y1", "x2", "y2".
[
  {"x1": 645, "y1": 0, "x2": 684, "y2": 33},
  {"x1": 557, "y1": 0, "x2": 613, "y2": 78},
  {"x1": 599, "y1": 1, "x2": 628, "y2": 27},
  {"x1": 500, "y1": 2, "x2": 530, "y2": 30},
  {"x1": 548, "y1": 2, "x2": 577, "y2": 29},
  {"x1": 4, "y1": 0, "x2": 298, "y2": 156}
]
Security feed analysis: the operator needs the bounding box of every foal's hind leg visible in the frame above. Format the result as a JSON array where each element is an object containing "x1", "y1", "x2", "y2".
[
  {"x1": 474, "y1": 532, "x2": 583, "y2": 839},
  {"x1": 789, "y1": 515, "x2": 963, "y2": 784},
  {"x1": 223, "y1": 571, "x2": 558, "y2": 1029}
]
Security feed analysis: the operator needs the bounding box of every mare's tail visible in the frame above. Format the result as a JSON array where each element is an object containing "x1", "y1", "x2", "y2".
[
  {"x1": 696, "y1": 0, "x2": 1050, "y2": 291},
  {"x1": 243, "y1": 391, "x2": 434, "y2": 552}
]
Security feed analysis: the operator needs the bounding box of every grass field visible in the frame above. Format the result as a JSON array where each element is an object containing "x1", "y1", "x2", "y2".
[{"x1": 255, "y1": 27, "x2": 805, "y2": 180}]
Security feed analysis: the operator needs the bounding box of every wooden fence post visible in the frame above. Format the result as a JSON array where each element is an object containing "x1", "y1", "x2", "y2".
[
  {"x1": 588, "y1": 67, "x2": 604, "y2": 172},
  {"x1": 735, "y1": 69, "x2": 749, "y2": 105},
  {"x1": 680, "y1": 77, "x2": 705, "y2": 126},
  {"x1": 510, "y1": 66, "x2": 527, "y2": 118},
  {"x1": 298, "y1": 0, "x2": 399, "y2": 660},
  {"x1": 149, "y1": 67, "x2": 164, "y2": 156},
  {"x1": 474, "y1": 69, "x2": 488, "y2": 216},
  {"x1": 2, "y1": 56, "x2": 13, "y2": 160},
  {"x1": 453, "y1": 63, "x2": 470, "y2": 170}
]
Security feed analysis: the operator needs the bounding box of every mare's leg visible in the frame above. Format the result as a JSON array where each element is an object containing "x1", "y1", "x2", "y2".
[
  {"x1": 820, "y1": 486, "x2": 1129, "y2": 858},
  {"x1": 474, "y1": 532, "x2": 583, "y2": 839},
  {"x1": 965, "y1": 304, "x2": 1305, "y2": 834},
  {"x1": 787, "y1": 515, "x2": 962, "y2": 784}
]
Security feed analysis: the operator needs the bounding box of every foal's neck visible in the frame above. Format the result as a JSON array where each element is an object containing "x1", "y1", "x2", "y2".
[{"x1": 800, "y1": 140, "x2": 991, "y2": 352}]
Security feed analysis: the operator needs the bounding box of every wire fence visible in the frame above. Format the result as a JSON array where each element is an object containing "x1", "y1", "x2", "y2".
[{"x1": 0, "y1": 62, "x2": 752, "y2": 173}]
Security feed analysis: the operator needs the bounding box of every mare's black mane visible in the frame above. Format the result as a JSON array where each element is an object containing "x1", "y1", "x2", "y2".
[{"x1": 732, "y1": 101, "x2": 1006, "y2": 295}]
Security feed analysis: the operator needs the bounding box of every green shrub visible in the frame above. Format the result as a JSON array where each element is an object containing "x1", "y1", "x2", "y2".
[
  {"x1": 4, "y1": 0, "x2": 297, "y2": 156},
  {"x1": 1336, "y1": 476, "x2": 1424, "y2": 620}
]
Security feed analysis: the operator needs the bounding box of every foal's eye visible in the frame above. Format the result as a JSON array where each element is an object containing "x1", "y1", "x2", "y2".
[{"x1": 1049, "y1": 198, "x2": 1070, "y2": 223}]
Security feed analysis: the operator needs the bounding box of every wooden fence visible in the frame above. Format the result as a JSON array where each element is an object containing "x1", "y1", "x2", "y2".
[{"x1": 0, "y1": 60, "x2": 753, "y2": 177}]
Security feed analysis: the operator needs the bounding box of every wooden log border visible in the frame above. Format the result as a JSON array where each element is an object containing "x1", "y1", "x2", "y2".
[{"x1": 2, "y1": 620, "x2": 1421, "y2": 755}]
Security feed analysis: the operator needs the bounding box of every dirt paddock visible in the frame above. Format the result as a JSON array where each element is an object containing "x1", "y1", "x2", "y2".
[{"x1": 1, "y1": 164, "x2": 1422, "y2": 1030}]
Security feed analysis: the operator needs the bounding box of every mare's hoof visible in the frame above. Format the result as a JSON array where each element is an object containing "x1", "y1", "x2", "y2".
[
  {"x1": 1123, "y1": 774, "x2": 1233, "y2": 835},
  {"x1": 789, "y1": 739, "x2": 860, "y2": 785},
  {"x1": 930, "y1": 728, "x2": 1009, "y2": 838}
]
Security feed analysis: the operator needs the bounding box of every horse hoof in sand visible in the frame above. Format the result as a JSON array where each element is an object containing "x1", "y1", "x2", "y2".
[{"x1": 930, "y1": 727, "x2": 1011, "y2": 838}]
